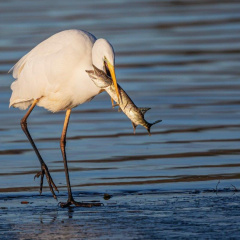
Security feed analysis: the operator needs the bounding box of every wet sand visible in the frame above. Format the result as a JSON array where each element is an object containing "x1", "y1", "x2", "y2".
[
  {"x1": 1, "y1": 190, "x2": 240, "y2": 239},
  {"x1": 1, "y1": 0, "x2": 240, "y2": 238}
]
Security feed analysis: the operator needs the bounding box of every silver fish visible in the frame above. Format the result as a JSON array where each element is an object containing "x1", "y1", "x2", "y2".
[{"x1": 86, "y1": 65, "x2": 161, "y2": 135}]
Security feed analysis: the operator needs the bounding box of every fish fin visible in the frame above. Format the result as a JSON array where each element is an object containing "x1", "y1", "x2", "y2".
[
  {"x1": 111, "y1": 102, "x2": 121, "y2": 112},
  {"x1": 139, "y1": 107, "x2": 151, "y2": 115},
  {"x1": 112, "y1": 103, "x2": 119, "y2": 108},
  {"x1": 131, "y1": 121, "x2": 137, "y2": 134},
  {"x1": 111, "y1": 98, "x2": 115, "y2": 108},
  {"x1": 147, "y1": 119, "x2": 162, "y2": 136}
]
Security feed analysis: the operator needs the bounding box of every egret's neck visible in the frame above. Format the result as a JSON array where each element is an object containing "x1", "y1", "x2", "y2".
[
  {"x1": 92, "y1": 54, "x2": 104, "y2": 71},
  {"x1": 92, "y1": 41, "x2": 104, "y2": 71}
]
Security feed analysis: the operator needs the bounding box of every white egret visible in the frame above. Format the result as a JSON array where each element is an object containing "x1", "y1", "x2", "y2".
[{"x1": 9, "y1": 29, "x2": 120, "y2": 208}]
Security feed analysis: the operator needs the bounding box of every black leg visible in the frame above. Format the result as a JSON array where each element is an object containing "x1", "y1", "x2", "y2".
[{"x1": 20, "y1": 99, "x2": 58, "y2": 199}]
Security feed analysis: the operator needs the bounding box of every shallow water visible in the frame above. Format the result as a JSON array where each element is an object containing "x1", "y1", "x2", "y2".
[
  {"x1": 1, "y1": 190, "x2": 240, "y2": 239},
  {"x1": 0, "y1": 0, "x2": 240, "y2": 238}
]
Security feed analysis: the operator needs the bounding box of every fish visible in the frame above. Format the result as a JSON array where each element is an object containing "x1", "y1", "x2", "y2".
[{"x1": 86, "y1": 65, "x2": 162, "y2": 135}]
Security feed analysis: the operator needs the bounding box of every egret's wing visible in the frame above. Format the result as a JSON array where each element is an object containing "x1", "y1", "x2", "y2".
[
  {"x1": 11, "y1": 30, "x2": 74, "y2": 79},
  {"x1": 10, "y1": 30, "x2": 96, "y2": 110},
  {"x1": 11, "y1": 29, "x2": 96, "y2": 79}
]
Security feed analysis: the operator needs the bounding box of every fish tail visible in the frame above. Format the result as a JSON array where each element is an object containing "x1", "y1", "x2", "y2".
[{"x1": 146, "y1": 119, "x2": 162, "y2": 136}]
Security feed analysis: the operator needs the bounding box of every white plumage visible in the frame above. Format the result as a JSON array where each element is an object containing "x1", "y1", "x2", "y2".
[
  {"x1": 10, "y1": 29, "x2": 116, "y2": 112},
  {"x1": 9, "y1": 29, "x2": 119, "y2": 207}
]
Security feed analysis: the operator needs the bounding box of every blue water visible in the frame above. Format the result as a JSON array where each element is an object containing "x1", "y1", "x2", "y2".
[{"x1": 0, "y1": 0, "x2": 240, "y2": 196}]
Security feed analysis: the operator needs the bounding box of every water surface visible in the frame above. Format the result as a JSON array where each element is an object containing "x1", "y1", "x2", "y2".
[{"x1": 0, "y1": 0, "x2": 240, "y2": 238}]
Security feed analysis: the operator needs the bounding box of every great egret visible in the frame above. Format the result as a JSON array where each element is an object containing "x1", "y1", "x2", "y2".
[{"x1": 9, "y1": 29, "x2": 120, "y2": 208}]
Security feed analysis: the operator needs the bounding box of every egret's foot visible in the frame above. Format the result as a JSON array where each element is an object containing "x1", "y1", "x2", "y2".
[
  {"x1": 59, "y1": 199, "x2": 103, "y2": 208},
  {"x1": 34, "y1": 163, "x2": 59, "y2": 199}
]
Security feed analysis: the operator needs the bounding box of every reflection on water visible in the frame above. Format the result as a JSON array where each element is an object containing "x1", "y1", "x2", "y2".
[
  {"x1": 0, "y1": 0, "x2": 240, "y2": 196},
  {"x1": 0, "y1": 191, "x2": 240, "y2": 239}
]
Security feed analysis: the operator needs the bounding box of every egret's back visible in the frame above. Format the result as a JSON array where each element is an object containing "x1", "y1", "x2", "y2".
[{"x1": 10, "y1": 30, "x2": 99, "y2": 112}]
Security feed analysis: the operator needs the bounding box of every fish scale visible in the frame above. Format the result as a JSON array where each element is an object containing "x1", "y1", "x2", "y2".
[{"x1": 86, "y1": 65, "x2": 162, "y2": 135}]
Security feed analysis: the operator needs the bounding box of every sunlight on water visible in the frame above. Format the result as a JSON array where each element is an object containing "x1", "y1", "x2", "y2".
[
  {"x1": 0, "y1": 0, "x2": 240, "y2": 196},
  {"x1": 1, "y1": 1, "x2": 240, "y2": 239}
]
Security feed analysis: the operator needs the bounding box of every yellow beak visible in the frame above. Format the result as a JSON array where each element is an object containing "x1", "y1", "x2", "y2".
[{"x1": 106, "y1": 61, "x2": 120, "y2": 103}]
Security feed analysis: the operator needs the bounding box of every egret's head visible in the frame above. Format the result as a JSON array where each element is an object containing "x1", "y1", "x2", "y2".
[{"x1": 92, "y1": 38, "x2": 119, "y2": 100}]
